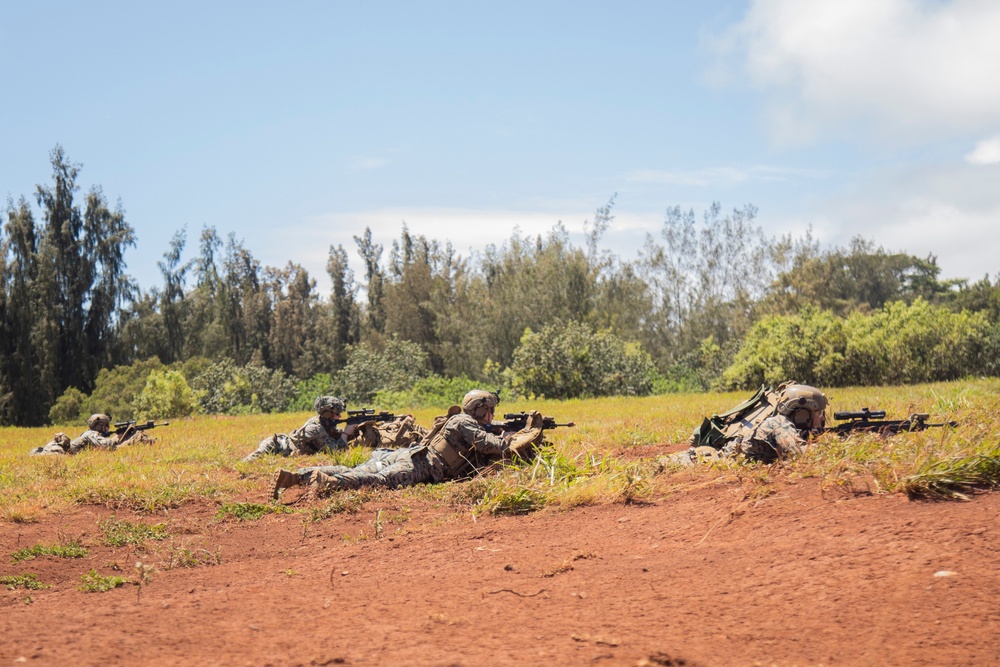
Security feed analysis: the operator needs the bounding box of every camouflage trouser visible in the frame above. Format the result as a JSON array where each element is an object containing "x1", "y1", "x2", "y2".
[
  {"x1": 659, "y1": 446, "x2": 728, "y2": 467},
  {"x1": 242, "y1": 434, "x2": 295, "y2": 462},
  {"x1": 30, "y1": 444, "x2": 68, "y2": 456},
  {"x1": 307, "y1": 447, "x2": 436, "y2": 491}
]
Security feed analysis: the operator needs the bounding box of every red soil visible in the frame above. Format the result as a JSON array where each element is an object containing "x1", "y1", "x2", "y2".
[{"x1": 2, "y1": 477, "x2": 998, "y2": 666}]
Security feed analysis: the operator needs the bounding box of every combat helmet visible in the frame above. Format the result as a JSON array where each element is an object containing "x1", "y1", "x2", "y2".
[
  {"x1": 87, "y1": 413, "x2": 112, "y2": 431},
  {"x1": 314, "y1": 396, "x2": 346, "y2": 415},
  {"x1": 776, "y1": 384, "x2": 828, "y2": 429},
  {"x1": 461, "y1": 389, "x2": 499, "y2": 421}
]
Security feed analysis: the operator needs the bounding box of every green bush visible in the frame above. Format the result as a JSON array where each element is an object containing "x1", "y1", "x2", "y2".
[
  {"x1": 85, "y1": 357, "x2": 166, "y2": 421},
  {"x1": 373, "y1": 374, "x2": 481, "y2": 410},
  {"x1": 190, "y1": 360, "x2": 296, "y2": 415},
  {"x1": 286, "y1": 373, "x2": 335, "y2": 412},
  {"x1": 48, "y1": 387, "x2": 88, "y2": 425},
  {"x1": 334, "y1": 337, "x2": 431, "y2": 404},
  {"x1": 504, "y1": 321, "x2": 657, "y2": 399},
  {"x1": 723, "y1": 299, "x2": 991, "y2": 388},
  {"x1": 722, "y1": 306, "x2": 848, "y2": 388},
  {"x1": 132, "y1": 370, "x2": 202, "y2": 420}
]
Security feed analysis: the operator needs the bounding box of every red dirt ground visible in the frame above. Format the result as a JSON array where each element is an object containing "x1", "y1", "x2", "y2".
[{"x1": 2, "y1": 475, "x2": 998, "y2": 666}]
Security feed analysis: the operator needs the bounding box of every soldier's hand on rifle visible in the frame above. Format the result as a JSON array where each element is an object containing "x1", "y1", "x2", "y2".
[{"x1": 343, "y1": 422, "x2": 359, "y2": 438}]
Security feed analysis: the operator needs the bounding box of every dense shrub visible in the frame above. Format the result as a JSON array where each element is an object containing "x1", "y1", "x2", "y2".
[
  {"x1": 286, "y1": 373, "x2": 336, "y2": 412},
  {"x1": 132, "y1": 370, "x2": 202, "y2": 420},
  {"x1": 190, "y1": 360, "x2": 296, "y2": 414},
  {"x1": 504, "y1": 321, "x2": 658, "y2": 399},
  {"x1": 724, "y1": 299, "x2": 990, "y2": 388},
  {"x1": 334, "y1": 337, "x2": 431, "y2": 404},
  {"x1": 85, "y1": 357, "x2": 167, "y2": 421},
  {"x1": 48, "y1": 387, "x2": 88, "y2": 426},
  {"x1": 373, "y1": 374, "x2": 482, "y2": 410}
]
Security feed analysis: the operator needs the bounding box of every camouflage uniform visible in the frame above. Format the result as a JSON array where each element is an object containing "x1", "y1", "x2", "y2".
[
  {"x1": 31, "y1": 428, "x2": 139, "y2": 456},
  {"x1": 29, "y1": 433, "x2": 71, "y2": 456},
  {"x1": 243, "y1": 415, "x2": 346, "y2": 462},
  {"x1": 661, "y1": 382, "x2": 828, "y2": 468},
  {"x1": 308, "y1": 412, "x2": 511, "y2": 492},
  {"x1": 357, "y1": 415, "x2": 428, "y2": 449},
  {"x1": 666, "y1": 414, "x2": 805, "y2": 466}
]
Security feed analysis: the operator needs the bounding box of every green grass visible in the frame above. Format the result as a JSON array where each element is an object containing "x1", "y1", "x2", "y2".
[
  {"x1": 100, "y1": 516, "x2": 170, "y2": 546},
  {"x1": 11, "y1": 541, "x2": 88, "y2": 562},
  {"x1": 1, "y1": 573, "x2": 51, "y2": 590},
  {"x1": 1, "y1": 379, "x2": 999, "y2": 521},
  {"x1": 79, "y1": 569, "x2": 130, "y2": 592},
  {"x1": 216, "y1": 502, "x2": 292, "y2": 521}
]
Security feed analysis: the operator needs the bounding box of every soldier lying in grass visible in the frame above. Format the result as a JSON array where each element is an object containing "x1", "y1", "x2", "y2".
[
  {"x1": 660, "y1": 382, "x2": 828, "y2": 467},
  {"x1": 30, "y1": 413, "x2": 152, "y2": 456},
  {"x1": 242, "y1": 396, "x2": 426, "y2": 462},
  {"x1": 272, "y1": 390, "x2": 545, "y2": 499}
]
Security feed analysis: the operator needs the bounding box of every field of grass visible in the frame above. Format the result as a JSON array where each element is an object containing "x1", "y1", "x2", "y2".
[{"x1": 2, "y1": 378, "x2": 999, "y2": 523}]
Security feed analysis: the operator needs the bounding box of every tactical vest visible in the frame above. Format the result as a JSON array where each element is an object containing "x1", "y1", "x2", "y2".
[
  {"x1": 425, "y1": 406, "x2": 467, "y2": 476},
  {"x1": 690, "y1": 383, "x2": 789, "y2": 449}
]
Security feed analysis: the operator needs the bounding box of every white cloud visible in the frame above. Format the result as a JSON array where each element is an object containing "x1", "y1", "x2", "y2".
[
  {"x1": 715, "y1": 0, "x2": 1000, "y2": 143},
  {"x1": 254, "y1": 205, "x2": 665, "y2": 292},
  {"x1": 774, "y1": 161, "x2": 1000, "y2": 281},
  {"x1": 965, "y1": 135, "x2": 1000, "y2": 165}
]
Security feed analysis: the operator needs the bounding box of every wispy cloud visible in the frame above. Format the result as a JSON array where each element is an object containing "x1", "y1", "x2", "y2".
[
  {"x1": 713, "y1": 0, "x2": 1000, "y2": 144},
  {"x1": 625, "y1": 165, "x2": 823, "y2": 187}
]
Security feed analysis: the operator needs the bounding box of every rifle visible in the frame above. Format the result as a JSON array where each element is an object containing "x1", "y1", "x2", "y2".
[
  {"x1": 821, "y1": 408, "x2": 956, "y2": 436},
  {"x1": 112, "y1": 420, "x2": 170, "y2": 435},
  {"x1": 332, "y1": 408, "x2": 395, "y2": 426},
  {"x1": 486, "y1": 412, "x2": 575, "y2": 434}
]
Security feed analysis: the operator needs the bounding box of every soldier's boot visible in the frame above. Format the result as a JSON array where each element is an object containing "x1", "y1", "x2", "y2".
[{"x1": 272, "y1": 469, "x2": 302, "y2": 500}]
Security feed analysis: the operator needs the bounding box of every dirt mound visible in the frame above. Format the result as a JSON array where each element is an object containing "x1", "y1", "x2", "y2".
[{"x1": 2, "y1": 479, "x2": 998, "y2": 666}]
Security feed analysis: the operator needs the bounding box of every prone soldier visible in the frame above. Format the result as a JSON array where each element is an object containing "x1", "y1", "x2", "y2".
[{"x1": 271, "y1": 390, "x2": 547, "y2": 498}]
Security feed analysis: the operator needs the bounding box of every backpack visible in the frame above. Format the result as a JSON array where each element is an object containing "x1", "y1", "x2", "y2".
[{"x1": 690, "y1": 384, "x2": 788, "y2": 449}]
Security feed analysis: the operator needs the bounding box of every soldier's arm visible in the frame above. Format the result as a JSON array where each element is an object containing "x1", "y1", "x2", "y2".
[{"x1": 455, "y1": 420, "x2": 509, "y2": 457}]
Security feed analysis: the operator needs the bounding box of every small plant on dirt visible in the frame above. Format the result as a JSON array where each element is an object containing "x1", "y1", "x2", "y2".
[
  {"x1": 373, "y1": 509, "x2": 384, "y2": 539},
  {"x1": 79, "y1": 569, "x2": 130, "y2": 592},
  {"x1": 162, "y1": 542, "x2": 222, "y2": 569},
  {"x1": 1, "y1": 574, "x2": 51, "y2": 590},
  {"x1": 100, "y1": 516, "x2": 169, "y2": 546},
  {"x1": 134, "y1": 561, "x2": 155, "y2": 601},
  {"x1": 309, "y1": 492, "x2": 367, "y2": 521},
  {"x1": 11, "y1": 541, "x2": 88, "y2": 562},
  {"x1": 215, "y1": 502, "x2": 292, "y2": 521},
  {"x1": 477, "y1": 485, "x2": 546, "y2": 516}
]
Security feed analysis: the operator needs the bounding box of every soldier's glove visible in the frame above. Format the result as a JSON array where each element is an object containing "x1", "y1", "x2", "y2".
[{"x1": 505, "y1": 410, "x2": 545, "y2": 459}]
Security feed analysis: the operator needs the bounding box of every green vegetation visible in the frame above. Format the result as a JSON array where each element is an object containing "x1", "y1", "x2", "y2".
[
  {"x1": 11, "y1": 542, "x2": 88, "y2": 562},
  {"x1": 216, "y1": 502, "x2": 292, "y2": 522},
  {"x1": 99, "y1": 516, "x2": 169, "y2": 546},
  {"x1": 1, "y1": 574, "x2": 51, "y2": 590},
  {"x1": 7, "y1": 152, "x2": 1000, "y2": 428},
  {"x1": 79, "y1": 569, "x2": 130, "y2": 592}
]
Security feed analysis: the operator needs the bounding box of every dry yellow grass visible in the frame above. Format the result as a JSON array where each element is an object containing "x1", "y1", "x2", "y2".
[{"x1": 2, "y1": 378, "x2": 998, "y2": 521}]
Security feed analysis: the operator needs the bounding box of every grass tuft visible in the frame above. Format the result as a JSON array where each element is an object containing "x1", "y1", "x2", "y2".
[
  {"x1": 216, "y1": 502, "x2": 291, "y2": 522},
  {"x1": 100, "y1": 516, "x2": 170, "y2": 546},
  {"x1": 79, "y1": 569, "x2": 130, "y2": 592},
  {"x1": 1, "y1": 573, "x2": 51, "y2": 590},
  {"x1": 11, "y1": 541, "x2": 88, "y2": 562}
]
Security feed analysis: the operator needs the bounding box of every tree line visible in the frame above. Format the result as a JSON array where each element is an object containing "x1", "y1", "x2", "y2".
[{"x1": 3, "y1": 147, "x2": 999, "y2": 426}]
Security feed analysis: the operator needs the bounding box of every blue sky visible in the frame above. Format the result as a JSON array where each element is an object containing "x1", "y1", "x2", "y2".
[{"x1": 3, "y1": 0, "x2": 999, "y2": 292}]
